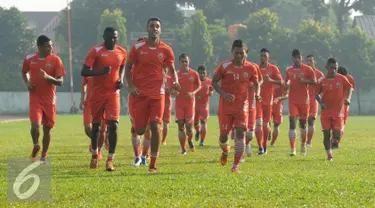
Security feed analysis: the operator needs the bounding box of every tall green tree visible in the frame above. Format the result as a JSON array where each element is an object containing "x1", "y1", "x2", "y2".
[
  {"x1": 294, "y1": 20, "x2": 338, "y2": 69},
  {"x1": 0, "y1": 7, "x2": 35, "y2": 91},
  {"x1": 178, "y1": 0, "x2": 278, "y2": 24},
  {"x1": 98, "y1": 9, "x2": 127, "y2": 48},
  {"x1": 302, "y1": 0, "x2": 329, "y2": 21},
  {"x1": 335, "y1": 26, "x2": 375, "y2": 114},
  {"x1": 207, "y1": 19, "x2": 229, "y2": 74},
  {"x1": 175, "y1": 10, "x2": 213, "y2": 69}
]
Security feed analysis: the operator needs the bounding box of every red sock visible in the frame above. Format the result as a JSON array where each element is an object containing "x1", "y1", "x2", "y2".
[
  {"x1": 150, "y1": 152, "x2": 159, "y2": 167},
  {"x1": 271, "y1": 127, "x2": 279, "y2": 145},
  {"x1": 178, "y1": 131, "x2": 187, "y2": 151},
  {"x1": 255, "y1": 127, "x2": 263, "y2": 149},
  {"x1": 263, "y1": 125, "x2": 270, "y2": 147},
  {"x1": 201, "y1": 124, "x2": 207, "y2": 141}
]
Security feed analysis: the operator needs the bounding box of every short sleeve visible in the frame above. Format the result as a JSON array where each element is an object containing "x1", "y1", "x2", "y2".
[
  {"x1": 120, "y1": 49, "x2": 127, "y2": 66},
  {"x1": 22, "y1": 58, "x2": 29, "y2": 73},
  {"x1": 164, "y1": 46, "x2": 175, "y2": 70},
  {"x1": 255, "y1": 65, "x2": 262, "y2": 82},
  {"x1": 249, "y1": 65, "x2": 258, "y2": 82},
  {"x1": 83, "y1": 48, "x2": 97, "y2": 67},
  {"x1": 214, "y1": 64, "x2": 224, "y2": 79},
  {"x1": 54, "y1": 56, "x2": 66, "y2": 77},
  {"x1": 306, "y1": 66, "x2": 316, "y2": 81},
  {"x1": 342, "y1": 76, "x2": 352, "y2": 92},
  {"x1": 272, "y1": 66, "x2": 282, "y2": 81}
]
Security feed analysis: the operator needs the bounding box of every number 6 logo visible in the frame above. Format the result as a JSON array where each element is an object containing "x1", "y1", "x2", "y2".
[{"x1": 13, "y1": 161, "x2": 41, "y2": 199}]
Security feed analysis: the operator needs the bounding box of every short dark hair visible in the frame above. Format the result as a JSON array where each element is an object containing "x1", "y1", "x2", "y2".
[
  {"x1": 338, "y1": 66, "x2": 348, "y2": 75},
  {"x1": 306, "y1": 55, "x2": 314, "y2": 59},
  {"x1": 137, "y1": 37, "x2": 146, "y2": 41},
  {"x1": 292, "y1": 49, "x2": 301, "y2": 57},
  {"x1": 326, "y1": 58, "x2": 337, "y2": 65},
  {"x1": 147, "y1": 17, "x2": 161, "y2": 25},
  {"x1": 231, "y1": 39, "x2": 248, "y2": 51},
  {"x1": 37, "y1": 35, "x2": 51, "y2": 46},
  {"x1": 197, "y1": 65, "x2": 206, "y2": 72},
  {"x1": 179, "y1": 53, "x2": 189, "y2": 61},
  {"x1": 103, "y1": 27, "x2": 116, "y2": 35},
  {"x1": 260, "y1": 48, "x2": 269, "y2": 53}
]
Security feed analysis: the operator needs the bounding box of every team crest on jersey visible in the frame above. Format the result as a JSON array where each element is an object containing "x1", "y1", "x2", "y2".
[
  {"x1": 336, "y1": 82, "x2": 341, "y2": 87},
  {"x1": 244, "y1": 72, "x2": 248, "y2": 78},
  {"x1": 189, "y1": 77, "x2": 194, "y2": 81},
  {"x1": 117, "y1": 55, "x2": 122, "y2": 60},
  {"x1": 157, "y1": 53, "x2": 164, "y2": 59},
  {"x1": 46, "y1": 64, "x2": 51, "y2": 69},
  {"x1": 300, "y1": 73, "x2": 304, "y2": 77}
]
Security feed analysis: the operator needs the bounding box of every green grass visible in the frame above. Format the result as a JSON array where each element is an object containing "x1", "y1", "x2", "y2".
[{"x1": 1, "y1": 115, "x2": 375, "y2": 207}]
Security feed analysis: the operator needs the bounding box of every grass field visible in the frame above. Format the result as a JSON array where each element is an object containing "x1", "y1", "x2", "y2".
[{"x1": 1, "y1": 115, "x2": 375, "y2": 207}]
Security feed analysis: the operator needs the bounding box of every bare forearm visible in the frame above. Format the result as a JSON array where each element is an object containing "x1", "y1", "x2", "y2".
[
  {"x1": 125, "y1": 65, "x2": 134, "y2": 88},
  {"x1": 212, "y1": 82, "x2": 225, "y2": 96},
  {"x1": 270, "y1": 79, "x2": 282, "y2": 85},
  {"x1": 80, "y1": 86, "x2": 86, "y2": 101},
  {"x1": 193, "y1": 86, "x2": 201, "y2": 95},
  {"x1": 46, "y1": 76, "x2": 63, "y2": 86},
  {"x1": 119, "y1": 65, "x2": 125, "y2": 82},
  {"x1": 22, "y1": 73, "x2": 29, "y2": 84},
  {"x1": 315, "y1": 95, "x2": 323, "y2": 105},
  {"x1": 254, "y1": 81, "x2": 260, "y2": 96},
  {"x1": 301, "y1": 80, "x2": 316, "y2": 85},
  {"x1": 347, "y1": 89, "x2": 353, "y2": 100},
  {"x1": 81, "y1": 66, "x2": 106, "y2": 77}
]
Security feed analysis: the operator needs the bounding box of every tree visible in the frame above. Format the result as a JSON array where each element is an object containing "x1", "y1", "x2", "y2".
[
  {"x1": 178, "y1": 0, "x2": 278, "y2": 24},
  {"x1": 294, "y1": 20, "x2": 339, "y2": 69},
  {"x1": 175, "y1": 10, "x2": 213, "y2": 69},
  {"x1": 98, "y1": 9, "x2": 127, "y2": 48},
  {"x1": 207, "y1": 19, "x2": 229, "y2": 74},
  {"x1": 334, "y1": 0, "x2": 375, "y2": 33},
  {"x1": 335, "y1": 26, "x2": 375, "y2": 114},
  {"x1": 0, "y1": 7, "x2": 35, "y2": 91},
  {"x1": 302, "y1": 0, "x2": 329, "y2": 21}
]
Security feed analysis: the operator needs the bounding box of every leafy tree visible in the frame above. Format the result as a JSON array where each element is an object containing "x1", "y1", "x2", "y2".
[
  {"x1": 0, "y1": 7, "x2": 35, "y2": 91},
  {"x1": 98, "y1": 9, "x2": 127, "y2": 48}
]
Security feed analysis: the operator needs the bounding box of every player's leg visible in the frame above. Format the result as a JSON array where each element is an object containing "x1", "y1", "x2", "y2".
[
  {"x1": 321, "y1": 116, "x2": 333, "y2": 160},
  {"x1": 255, "y1": 102, "x2": 264, "y2": 154},
  {"x1": 262, "y1": 105, "x2": 272, "y2": 154},
  {"x1": 39, "y1": 104, "x2": 56, "y2": 163},
  {"x1": 142, "y1": 125, "x2": 151, "y2": 159},
  {"x1": 307, "y1": 100, "x2": 318, "y2": 146},
  {"x1": 148, "y1": 96, "x2": 165, "y2": 172},
  {"x1": 186, "y1": 105, "x2": 195, "y2": 151},
  {"x1": 29, "y1": 104, "x2": 43, "y2": 161},
  {"x1": 219, "y1": 114, "x2": 233, "y2": 166},
  {"x1": 299, "y1": 104, "x2": 309, "y2": 156},
  {"x1": 162, "y1": 121, "x2": 169, "y2": 145},
  {"x1": 194, "y1": 108, "x2": 200, "y2": 141},
  {"x1": 103, "y1": 94, "x2": 121, "y2": 171},
  {"x1": 177, "y1": 120, "x2": 187, "y2": 154},
  {"x1": 288, "y1": 103, "x2": 298, "y2": 156},
  {"x1": 271, "y1": 102, "x2": 283, "y2": 146},
  {"x1": 199, "y1": 107, "x2": 209, "y2": 146},
  {"x1": 332, "y1": 117, "x2": 344, "y2": 149},
  {"x1": 89, "y1": 98, "x2": 106, "y2": 169},
  {"x1": 83, "y1": 104, "x2": 92, "y2": 138},
  {"x1": 231, "y1": 112, "x2": 248, "y2": 173},
  {"x1": 97, "y1": 121, "x2": 107, "y2": 160},
  {"x1": 246, "y1": 108, "x2": 256, "y2": 157},
  {"x1": 339, "y1": 105, "x2": 349, "y2": 145},
  {"x1": 162, "y1": 102, "x2": 171, "y2": 144}
]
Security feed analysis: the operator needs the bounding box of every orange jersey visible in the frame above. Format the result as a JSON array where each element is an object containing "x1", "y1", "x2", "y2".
[
  {"x1": 82, "y1": 77, "x2": 94, "y2": 103},
  {"x1": 128, "y1": 40, "x2": 175, "y2": 98},
  {"x1": 196, "y1": 78, "x2": 213, "y2": 108},
  {"x1": 259, "y1": 63, "x2": 282, "y2": 105},
  {"x1": 215, "y1": 60, "x2": 259, "y2": 114},
  {"x1": 22, "y1": 52, "x2": 66, "y2": 104},
  {"x1": 285, "y1": 63, "x2": 316, "y2": 104},
  {"x1": 248, "y1": 63, "x2": 263, "y2": 106},
  {"x1": 345, "y1": 74, "x2": 356, "y2": 98},
  {"x1": 316, "y1": 74, "x2": 352, "y2": 117},
  {"x1": 273, "y1": 83, "x2": 287, "y2": 98},
  {"x1": 175, "y1": 69, "x2": 201, "y2": 107},
  {"x1": 83, "y1": 43, "x2": 127, "y2": 96},
  {"x1": 308, "y1": 68, "x2": 324, "y2": 100}
]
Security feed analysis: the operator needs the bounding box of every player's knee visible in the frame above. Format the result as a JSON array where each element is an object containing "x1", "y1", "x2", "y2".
[
  {"x1": 219, "y1": 134, "x2": 229, "y2": 143},
  {"x1": 31, "y1": 122, "x2": 41, "y2": 131},
  {"x1": 186, "y1": 124, "x2": 193, "y2": 136},
  {"x1": 235, "y1": 128, "x2": 245, "y2": 139},
  {"x1": 194, "y1": 122, "x2": 199, "y2": 128},
  {"x1": 299, "y1": 119, "x2": 307, "y2": 129},
  {"x1": 92, "y1": 123, "x2": 100, "y2": 133},
  {"x1": 42, "y1": 125, "x2": 52, "y2": 134},
  {"x1": 107, "y1": 121, "x2": 118, "y2": 133},
  {"x1": 150, "y1": 121, "x2": 160, "y2": 133},
  {"x1": 256, "y1": 118, "x2": 263, "y2": 129},
  {"x1": 200, "y1": 120, "x2": 206, "y2": 126}
]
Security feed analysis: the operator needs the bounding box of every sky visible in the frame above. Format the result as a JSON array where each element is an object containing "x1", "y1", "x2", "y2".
[{"x1": 0, "y1": 0, "x2": 361, "y2": 17}]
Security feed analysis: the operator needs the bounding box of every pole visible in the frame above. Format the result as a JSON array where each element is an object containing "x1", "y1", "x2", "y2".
[{"x1": 67, "y1": 0, "x2": 75, "y2": 114}]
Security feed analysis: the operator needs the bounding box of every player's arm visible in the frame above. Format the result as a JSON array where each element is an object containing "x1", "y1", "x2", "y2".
[
  {"x1": 251, "y1": 72, "x2": 261, "y2": 101},
  {"x1": 299, "y1": 67, "x2": 316, "y2": 85},
  {"x1": 80, "y1": 78, "x2": 87, "y2": 110},
  {"x1": 21, "y1": 58, "x2": 35, "y2": 91},
  {"x1": 315, "y1": 83, "x2": 327, "y2": 109},
  {"x1": 124, "y1": 61, "x2": 139, "y2": 95},
  {"x1": 212, "y1": 67, "x2": 234, "y2": 102},
  {"x1": 42, "y1": 72, "x2": 64, "y2": 86},
  {"x1": 266, "y1": 67, "x2": 283, "y2": 85},
  {"x1": 343, "y1": 77, "x2": 353, "y2": 105},
  {"x1": 81, "y1": 49, "x2": 110, "y2": 77},
  {"x1": 192, "y1": 74, "x2": 202, "y2": 95}
]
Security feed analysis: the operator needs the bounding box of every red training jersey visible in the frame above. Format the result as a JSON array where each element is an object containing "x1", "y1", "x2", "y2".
[
  {"x1": 259, "y1": 63, "x2": 283, "y2": 105},
  {"x1": 175, "y1": 69, "x2": 201, "y2": 107}
]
